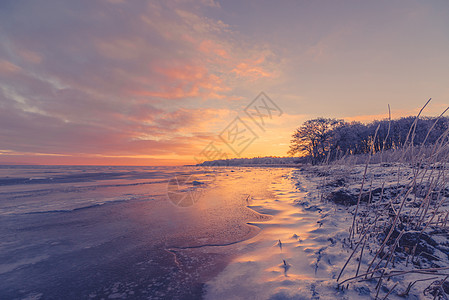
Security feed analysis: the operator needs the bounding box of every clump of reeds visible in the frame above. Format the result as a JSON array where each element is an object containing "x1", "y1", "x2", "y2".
[{"x1": 334, "y1": 99, "x2": 449, "y2": 299}]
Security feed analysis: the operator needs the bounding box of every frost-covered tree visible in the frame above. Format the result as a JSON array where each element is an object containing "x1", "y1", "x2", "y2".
[
  {"x1": 288, "y1": 118, "x2": 344, "y2": 164},
  {"x1": 289, "y1": 116, "x2": 449, "y2": 163}
]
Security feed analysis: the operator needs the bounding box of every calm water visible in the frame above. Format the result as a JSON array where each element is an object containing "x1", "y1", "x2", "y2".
[{"x1": 0, "y1": 165, "x2": 289, "y2": 299}]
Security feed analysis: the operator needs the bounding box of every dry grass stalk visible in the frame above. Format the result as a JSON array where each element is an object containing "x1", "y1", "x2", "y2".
[{"x1": 334, "y1": 99, "x2": 449, "y2": 296}]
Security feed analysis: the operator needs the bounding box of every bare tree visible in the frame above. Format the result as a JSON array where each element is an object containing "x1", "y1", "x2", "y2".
[{"x1": 288, "y1": 118, "x2": 344, "y2": 164}]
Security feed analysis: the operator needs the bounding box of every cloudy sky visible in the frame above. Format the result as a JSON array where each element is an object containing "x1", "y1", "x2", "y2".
[{"x1": 0, "y1": 0, "x2": 448, "y2": 165}]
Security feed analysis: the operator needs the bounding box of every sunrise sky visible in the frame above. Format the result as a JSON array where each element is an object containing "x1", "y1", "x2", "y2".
[{"x1": 0, "y1": 0, "x2": 448, "y2": 165}]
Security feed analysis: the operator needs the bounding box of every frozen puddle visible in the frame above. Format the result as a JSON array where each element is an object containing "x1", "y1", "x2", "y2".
[{"x1": 205, "y1": 169, "x2": 362, "y2": 300}]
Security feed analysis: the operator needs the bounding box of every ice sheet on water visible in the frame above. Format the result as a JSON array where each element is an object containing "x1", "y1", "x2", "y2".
[
  {"x1": 0, "y1": 166, "x2": 287, "y2": 299},
  {"x1": 0, "y1": 165, "x2": 213, "y2": 215}
]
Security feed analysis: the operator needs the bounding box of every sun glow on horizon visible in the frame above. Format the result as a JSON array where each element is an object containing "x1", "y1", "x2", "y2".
[{"x1": 0, "y1": 1, "x2": 448, "y2": 165}]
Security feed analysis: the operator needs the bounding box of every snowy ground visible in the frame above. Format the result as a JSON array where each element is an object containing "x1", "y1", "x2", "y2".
[{"x1": 206, "y1": 163, "x2": 449, "y2": 299}]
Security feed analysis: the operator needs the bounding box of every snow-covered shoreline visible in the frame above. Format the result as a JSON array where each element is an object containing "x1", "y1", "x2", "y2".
[
  {"x1": 309, "y1": 162, "x2": 449, "y2": 299},
  {"x1": 206, "y1": 163, "x2": 449, "y2": 299}
]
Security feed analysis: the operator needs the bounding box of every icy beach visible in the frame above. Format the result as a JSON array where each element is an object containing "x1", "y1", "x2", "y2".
[
  {"x1": 0, "y1": 166, "x2": 287, "y2": 299},
  {"x1": 1, "y1": 164, "x2": 448, "y2": 299}
]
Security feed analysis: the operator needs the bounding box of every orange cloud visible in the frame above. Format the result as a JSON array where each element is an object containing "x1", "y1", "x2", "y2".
[
  {"x1": 0, "y1": 60, "x2": 21, "y2": 74},
  {"x1": 198, "y1": 39, "x2": 230, "y2": 59},
  {"x1": 0, "y1": 1, "x2": 283, "y2": 166},
  {"x1": 232, "y1": 62, "x2": 272, "y2": 79},
  {"x1": 231, "y1": 53, "x2": 275, "y2": 80},
  {"x1": 130, "y1": 63, "x2": 229, "y2": 100}
]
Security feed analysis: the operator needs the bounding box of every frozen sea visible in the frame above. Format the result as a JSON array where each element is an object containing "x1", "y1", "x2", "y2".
[{"x1": 0, "y1": 165, "x2": 291, "y2": 299}]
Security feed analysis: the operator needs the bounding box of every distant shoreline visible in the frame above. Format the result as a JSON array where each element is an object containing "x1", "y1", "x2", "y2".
[{"x1": 190, "y1": 163, "x2": 302, "y2": 168}]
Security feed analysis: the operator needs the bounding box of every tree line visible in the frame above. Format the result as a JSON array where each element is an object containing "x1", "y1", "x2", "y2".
[
  {"x1": 288, "y1": 116, "x2": 449, "y2": 164},
  {"x1": 198, "y1": 156, "x2": 299, "y2": 166}
]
